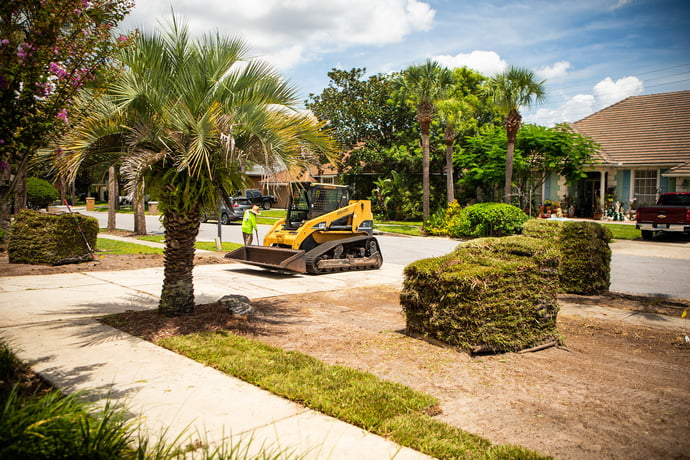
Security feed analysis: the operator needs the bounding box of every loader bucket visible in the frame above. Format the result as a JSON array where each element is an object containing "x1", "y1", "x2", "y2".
[{"x1": 225, "y1": 246, "x2": 307, "y2": 274}]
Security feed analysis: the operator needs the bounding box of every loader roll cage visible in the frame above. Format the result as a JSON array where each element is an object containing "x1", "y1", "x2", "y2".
[{"x1": 284, "y1": 183, "x2": 350, "y2": 230}]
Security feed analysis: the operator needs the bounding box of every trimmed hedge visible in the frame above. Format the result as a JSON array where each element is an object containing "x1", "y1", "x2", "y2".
[
  {"x1": 425, "y1": 202, "x2": 529, "y2": 238},
  {"x1": 7, "y1": 210, "x2": 98, "y2": 265},
  {"x1": 400, "y1": 236, "x2": 560, "y2": 354},
  {"x1": 27, "y1": 177, "x2": 59, "y2": 210},
  {"x1": 522, "y1": 220, "x2": 612, "y2": 295}
]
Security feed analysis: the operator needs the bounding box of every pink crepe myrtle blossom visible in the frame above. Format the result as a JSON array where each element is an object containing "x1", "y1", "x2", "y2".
[
  {"x1": 49, "y1": 62, "x2": 69, "y2": 79},
  {"x1": 1, "y1": 39, "x2": 9, "y2": 46},
  {"x1": 57, "y1": 109, "x2": 69, "y2": 124},
  {"x1": 17, "y1": 42, "x2": 32, "y2": 61},
  {"x1": 35, "y1": 81, "x2": 55, "y2": 97}
]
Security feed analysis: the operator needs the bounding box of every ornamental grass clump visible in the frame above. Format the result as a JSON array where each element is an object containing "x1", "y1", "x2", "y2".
[
  {"x1": 522, "y1": 219, "x2": 612, "y2": 295},
  {"x1": 7, "y1": 210, "x2": 97, "y2": 265},
  {"x1": 400, "y1": 236, "x2": 560, "y2": 354}
]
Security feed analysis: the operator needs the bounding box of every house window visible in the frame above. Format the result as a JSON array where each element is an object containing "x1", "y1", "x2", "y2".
[{"x1": 633, "y1": 170, "x2": 657, "y2": 206}]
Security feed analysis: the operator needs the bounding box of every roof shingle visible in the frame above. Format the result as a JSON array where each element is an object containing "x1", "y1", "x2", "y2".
[{"x1": 571, "y1": 90, "x2": 690, "y2": 167}]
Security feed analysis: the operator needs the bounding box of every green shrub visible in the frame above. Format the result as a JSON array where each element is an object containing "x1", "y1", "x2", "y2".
[
  {"x1": 26, "y1": 177, "x2": 59, "y2": 210},
  {"x1": 523, "y1": 219, "x2": 612, "y2": 295},
  {"x1": 401, "y1": 236, "x2": 560, "y2": 353},
  {"x1": 456, "y1": 203, "x2": 529, "y2": 238},
  {"x1": 7, "y1": 210, "x2": 98, "y2": 265},
  {"x1": 424, "y1": 201, "x2": 463, "y2": 236},
  {"x1": 425, "y1": 202, "x2": 528, "y2": 238}
]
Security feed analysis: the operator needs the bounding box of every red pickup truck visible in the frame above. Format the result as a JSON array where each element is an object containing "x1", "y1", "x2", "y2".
[{"x1": 636, "y1": 192, "x2": 690, "y2": 240}]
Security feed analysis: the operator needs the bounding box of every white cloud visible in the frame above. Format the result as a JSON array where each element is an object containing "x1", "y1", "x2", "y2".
[
  {"x1": 536, "y1": 61, "x2": 571, "y2": 81},
  {"x1": 529, "y1": 94, "x2": 595, "y2": 126},
  {"x1": 526, "y1": 76, "x2": 644, "y2": 126},
  {"x1": 611, "y1": 0, "x2": 632, "y2": 10},
  {"x1": 592, "y1": 76, "x2": 644, "y2": 108},
  {"x1": 433, "y1": 50, "x2": 508, "y2": 76},
  {"x1": 121, "y1": 0, "x2": 435, "y2": 70}
]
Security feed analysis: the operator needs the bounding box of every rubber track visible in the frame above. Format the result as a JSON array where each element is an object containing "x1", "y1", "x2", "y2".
[{"x1": 304, "y1": 235, "x2": 382, "y2": 274}]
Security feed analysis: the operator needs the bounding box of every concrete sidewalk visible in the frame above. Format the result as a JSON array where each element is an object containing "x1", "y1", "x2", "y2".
[{"x1": 0, "y1": 262, "x2": 431, "y2": 459}]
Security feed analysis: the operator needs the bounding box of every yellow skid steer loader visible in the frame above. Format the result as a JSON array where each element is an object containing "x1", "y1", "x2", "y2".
[{"x1": 225, "y1": 183, "x2": 383, "y2": 274}]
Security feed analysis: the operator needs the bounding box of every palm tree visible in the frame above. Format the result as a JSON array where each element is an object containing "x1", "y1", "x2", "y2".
[
  {"x1": 435, "y1": 98, "x2": 476, "y2": 204},
  {"x1": 395, "y1": 60, "x2": 453, "y2": 220},
  {"x1": 64, "y1": 18, "x2": 337, "y2": 316},
  {"x1": 487, "y1": 66, "x2": 546, "y2": 204}
]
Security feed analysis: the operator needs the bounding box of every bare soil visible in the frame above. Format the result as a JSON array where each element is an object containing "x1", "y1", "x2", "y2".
[{"x1": 4, "y1": 251, "x2": 690, "y2": 459}]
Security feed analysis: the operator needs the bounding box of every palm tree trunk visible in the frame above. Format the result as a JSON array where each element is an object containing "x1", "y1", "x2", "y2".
[
  {"x1": 132, "y1": 179, "x2": 147, "y2": 235},
  {"x1": 159, "y1": 208, "x2": 200, "y2": 316},
  {"x1": 107, "y1": 165, "x2": 117, "y2": 231},
  {"x1": 504, "y1": 141, "x2": 515, "y2": 204},
  {"x1": 445, "y1": 126, "x2": 456, "y2": 204},
  {"x1": 421, "y1": 122, "x2": 431, "y2": 221},
  {"x1": 504, "y1": 109, "x2": 522, "y2": 204}
]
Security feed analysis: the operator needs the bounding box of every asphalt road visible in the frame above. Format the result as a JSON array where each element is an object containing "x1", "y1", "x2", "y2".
[{"x1": 81, "y1": 210, "x2": 690, "y2": 299}]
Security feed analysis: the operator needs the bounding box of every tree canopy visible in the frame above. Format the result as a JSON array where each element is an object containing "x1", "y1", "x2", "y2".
[
  {"x1": 62, "y1": 18, "x2": 338, "y2": 315},
  {"x1": 459, "y1": 123, "x2": 598, "y2": 206},
  {"x1": 0, "y1": 0, "x2": 133, "y2": 228}
]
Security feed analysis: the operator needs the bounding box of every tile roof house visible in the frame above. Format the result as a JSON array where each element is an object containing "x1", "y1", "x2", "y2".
[{"x1": 542, "y1": 90, "x2": 690, "y2": 217}]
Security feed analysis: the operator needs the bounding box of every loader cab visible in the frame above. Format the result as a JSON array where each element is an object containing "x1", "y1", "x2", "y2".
[{"x1": 284, "y1": 183, "x2": 349, "y2": 230}]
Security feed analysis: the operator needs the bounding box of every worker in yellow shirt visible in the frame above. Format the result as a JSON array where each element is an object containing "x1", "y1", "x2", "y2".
[{"x1": 241, "y1": 205, "x2": 260, "y2": 245}]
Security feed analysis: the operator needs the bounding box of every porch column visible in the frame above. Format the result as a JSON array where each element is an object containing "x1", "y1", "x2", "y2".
[{"x1": 600, "y1": 171, "x2": 606, "y2": 211}]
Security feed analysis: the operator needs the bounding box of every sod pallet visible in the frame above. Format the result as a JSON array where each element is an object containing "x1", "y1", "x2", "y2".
[
  {"x1": 522, "y1": 219, "x2": 612, "y2": 295},
  {"x1": 400, "y1": 236, "x2": 560, "y2": 354},
  {"x1": 7, "y1": 210, "x2": 97, "y2": 265}
]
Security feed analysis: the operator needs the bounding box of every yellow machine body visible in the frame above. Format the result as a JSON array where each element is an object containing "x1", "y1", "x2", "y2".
[{"x1": 225, "y1": 183, "x2": 382, "y2": 274}]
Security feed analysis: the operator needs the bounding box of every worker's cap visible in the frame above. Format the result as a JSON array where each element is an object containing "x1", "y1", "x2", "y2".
[{"x1": 251, "y1": 205, "x2": 261, "y2": 214}]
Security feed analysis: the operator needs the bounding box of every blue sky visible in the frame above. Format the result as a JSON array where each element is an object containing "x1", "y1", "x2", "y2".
[{"x1": 120, "y1": 0, "x2": 690, "y2": 126}]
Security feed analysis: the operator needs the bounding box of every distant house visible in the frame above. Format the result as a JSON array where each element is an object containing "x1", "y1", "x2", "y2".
[
  {"x1": 542, "y1": 90, "x2": 690, "y2": 217},
  {"x1": 258, "y1": 164, "x2": 339, "y2": 208}
]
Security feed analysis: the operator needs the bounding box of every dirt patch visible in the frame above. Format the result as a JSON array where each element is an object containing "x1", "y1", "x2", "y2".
[{"x1": 105, "y1": 285, "x2": 690, "y2": 460}]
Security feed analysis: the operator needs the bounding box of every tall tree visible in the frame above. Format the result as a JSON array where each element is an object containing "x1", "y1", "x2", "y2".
[
  {"x1": 436, "y1": 98, "x2": 476, "y2": 204},
  {"x1": 395, "y1": 60, "x2": 453, "y2": 220},
  {"x1": 64, "y1": 18, "x2": 336, "y2": 316},
  {"x1": 458, "y1": 123, "x2": 597, "y2": 206},
  {"x1": 487, "y1": 66, "x2": 546, "y2": 204},
  {"x1": 306, "y1": 68, "x2": 412, "y2": 149},
  {"x1": 0, "y1": 0, "x2": 133, "y2": 229}
]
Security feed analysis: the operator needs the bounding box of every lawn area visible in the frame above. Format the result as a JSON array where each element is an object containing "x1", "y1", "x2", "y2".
[
  {"x1": 160, "y1": 331, "x2": 544, "y2": 459},
  {"x1": 600, "y1": 222, "x2": 641, "y2": 240},
  {"x1": 136, "y1": 235, "x2": 241, "y2": 252},
  {"x1": 96, "y1": 237, "x2": 163, "y2": 255},
  {"x1": 375, "y1": 221, "x2": 422, "y2": 236}
]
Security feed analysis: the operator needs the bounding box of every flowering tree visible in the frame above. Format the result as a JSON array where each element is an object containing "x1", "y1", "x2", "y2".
[{"x1": 0, "y1": 0, "x2": 133, "y2": 229}]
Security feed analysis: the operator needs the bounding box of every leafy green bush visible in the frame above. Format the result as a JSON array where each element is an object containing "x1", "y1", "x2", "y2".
[
  {"x1": 424, "y1": 201, "x2": 463, "y2": 235},
  {"x1": 425, "y1": 202, "x2": 528, "y2": 238},
  {"x1": 27, "y1": 177, "x2": 59, "y2": 210},
  {"x1": 457, "y1": 203, "x2": 529, "y2": 237}
]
